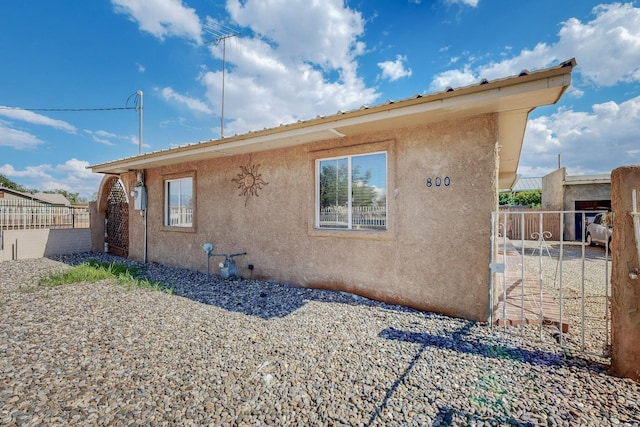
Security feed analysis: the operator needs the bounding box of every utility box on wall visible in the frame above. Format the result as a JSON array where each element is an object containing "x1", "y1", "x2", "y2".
[{"x1": 131, "y1": 185, "x2": 147, "y2": 211}]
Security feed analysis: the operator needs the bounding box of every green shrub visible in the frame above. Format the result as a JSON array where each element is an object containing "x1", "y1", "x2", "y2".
[{"x1": 513, "y1": 189, "x2": 542, "y2": 208}]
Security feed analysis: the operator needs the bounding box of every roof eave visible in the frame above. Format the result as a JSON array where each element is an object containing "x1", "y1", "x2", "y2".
[{"x1": 89, "y1": 59, "x2": 575, "y2": 175}]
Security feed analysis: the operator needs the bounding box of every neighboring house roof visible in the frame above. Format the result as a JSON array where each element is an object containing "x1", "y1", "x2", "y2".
[
  {"x1": 89, "y1": 59, "x2": 576, "y2": 190},
  {"x1": 0, "y1": 187, "x2": 70, "y2": 206},
  {"x1": 512, "y1": 176, "x2": 542, "y2": 192},
  {"x1": 33, "y1": 192, "x2": 72, "y2": 206}
]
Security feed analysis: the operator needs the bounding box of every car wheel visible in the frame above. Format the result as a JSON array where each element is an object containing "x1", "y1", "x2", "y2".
[{"x1": 586, "y1": 233, "x2": 594, "y2": 246}]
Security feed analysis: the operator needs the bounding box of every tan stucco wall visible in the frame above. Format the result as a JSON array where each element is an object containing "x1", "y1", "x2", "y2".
[
  {"x1": 610, "y1": 165, "x2": 640, "y2": 382},
  {"x1": 125, "y1": 114, "x2": 499, "y2": 321},
  {"x1": 541, "y1": 168, "x2": 565, "y2": 211},
  {"x1": 89, "y1": 201, "x2": 106, "y2": 253}
]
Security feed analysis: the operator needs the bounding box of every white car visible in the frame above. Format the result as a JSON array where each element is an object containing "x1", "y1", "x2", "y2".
[{"x1": 586, "y1": 213, "x2": 612, "y2": 248}]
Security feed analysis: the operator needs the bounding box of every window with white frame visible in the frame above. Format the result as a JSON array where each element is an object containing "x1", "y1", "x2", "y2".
[
  {"x1": 316, "y1": 152, "x2": 387, "y2": 230},
  {"x1": 164, "y1": 176, "x2": 193, "y2": 227}
]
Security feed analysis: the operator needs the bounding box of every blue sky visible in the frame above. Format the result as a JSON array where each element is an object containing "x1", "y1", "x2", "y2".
[{"x1": 1, "y1": 0, "x2": 639, "y2": 199}]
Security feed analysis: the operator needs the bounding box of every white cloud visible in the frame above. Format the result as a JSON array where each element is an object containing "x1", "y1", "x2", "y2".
[
  {"x1": 555, "y1": 3, "x2": 640, "y2": 86},
  {"x1": 227, "y1": 0, "x2": 365, "y2": 72},
  {"x1": 378, "y1": 55, "x2": 413, "y2": 82},
  {"x1": 83, "y1": 129, "x2": 142, "y2": 147},
  {"x1": 83, "y1": 129, "x2": 117, "y2": 146},
  {"x1": 0, "y1": 121, "x2": 43, "y2": 149},
  {"x1": 111, "y1": 0, "x2": 202, "y2": 43},
  {"x1": 0, "y1": 163, "x2": 52, "y2": 180},
  {"x1": 520, "y1": 96, "x2": 640, "y2": 176},
  {"x1": 429, "y1": 66, "x2": 476, "y2": 91},
  {"x1": 137, "y1": 62, "x2": 146, "y2": 73},
  {"x1": 52, "y1": 159, "x2": 103, "y2": 193},
  {"x1": 430, "y1": 3, "x2": 640, "y2": 90},
  {"x1": 0, "y1": 107, "x2": 76, "y2": 133},
  {"x1": 198, "y1": 0, "x2": 378, "y2": 135},
  {"x1": 0, "y1": 159, "x2": 103, "y2": 199},
  {"x1": 160, "y1": 87, "x2": 214, "y2": 114},
  {"x1": 443, "y1": 0, "x2": 479, "y2": 6}
]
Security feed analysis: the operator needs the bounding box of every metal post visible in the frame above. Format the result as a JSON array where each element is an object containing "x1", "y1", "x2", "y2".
[
  {"x1": 538, "y1": 212, "x2": 544, "y2": 340},
  {"x1": 581, "y1": 220, "x2": 586, "y2": 352},
  {"x1": 137, "y1": 90, "x2": 143, "y2": 154},
  {"x1": 502, "y1": 211, "x2": 507, "y2": 330},
  {"x1": 559, "y1": 212, "x2": 565, "y2": 347},
  {"x1": 221, "y1": 40, "x2": 226, "y2": 138},
  {"x1": 488, "y1": 211, "x2": 495, "y2": 326},
  {"x1": 520, "y1": 213, "x2": 525, "y2": 329}
]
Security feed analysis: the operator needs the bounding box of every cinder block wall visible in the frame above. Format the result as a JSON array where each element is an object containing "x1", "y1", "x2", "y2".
[{"x1": 0, "y1": 229, "x2": 91, "y2": 261}]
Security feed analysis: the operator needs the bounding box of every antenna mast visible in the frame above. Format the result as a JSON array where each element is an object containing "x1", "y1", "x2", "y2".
[
  {"x1": 205, "y1": 23, "x2": 239, "y2": 138},
  {"x1": 137, "y1": 90, "x2": 143, "y2": 154},
  {"x1": 126, "y1": 90, "x2": 144, "y2": 154}
]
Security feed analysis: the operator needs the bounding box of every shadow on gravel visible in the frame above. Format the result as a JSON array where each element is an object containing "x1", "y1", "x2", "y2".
[
  {"x1": 368, "y1": 322, "x2": 604, "y2": 426},
  {"x1": 380, "y1": 324, "x2": 564, "y2": 367},
  {"x1": 48, "y1": 253, "x2": 417, "y2": 320}
]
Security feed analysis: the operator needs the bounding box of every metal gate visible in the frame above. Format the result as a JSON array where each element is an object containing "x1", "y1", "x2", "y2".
[
  {"x1": 489, "y1": 210, "x2": 611, "y2": 358},
  {"x1": 105, "y1": 179, "x2": 129, "y2": 258}
]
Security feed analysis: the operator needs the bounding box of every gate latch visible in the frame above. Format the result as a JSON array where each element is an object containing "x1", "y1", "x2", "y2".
[{"x1": 490, "y1": 263, "x2": 505, "y2": 273}]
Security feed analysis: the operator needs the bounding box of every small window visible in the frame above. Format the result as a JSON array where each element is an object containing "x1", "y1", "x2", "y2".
[
  {"x1": 316, "y1": 152, "x2": 387, "y2": 230},
  {"x1": 164, "y1": 177, "x2": 193, "y2": 227}
]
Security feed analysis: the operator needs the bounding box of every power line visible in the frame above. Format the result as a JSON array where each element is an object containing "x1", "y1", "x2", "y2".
[
  {"x1": 0, "y1": 106, "x2": 137, "y2": 112},
  {"x1": 1, "y1": 90, "x2": 145, "y2": 153},
  {"x1": 1, "y1": 91, "x2": 143, "y2": 112}
]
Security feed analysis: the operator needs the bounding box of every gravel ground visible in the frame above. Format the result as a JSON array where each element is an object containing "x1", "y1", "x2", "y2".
[
  {"x1": 512, "y1": 241, "x2": 613, "y2": 357},
  {"x1": 1, "y1": 254, "x2": 639, "y2": 426}
]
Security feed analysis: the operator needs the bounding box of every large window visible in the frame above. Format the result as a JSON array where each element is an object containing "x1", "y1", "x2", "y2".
[
  {"x1": 316, "y1": 152, "x2": 387, "y2": 230},
  {"x1": 164, "y1": 176, "x2": 193, "y2": 227}
]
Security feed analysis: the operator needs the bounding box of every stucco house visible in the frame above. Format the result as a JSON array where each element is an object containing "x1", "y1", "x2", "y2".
[
  {"x1": 89, "y1": 59, "x2": 575, "y2": 322},
  {"x1": 542, "y1": 167, "x2": 611, "y2": 241}
]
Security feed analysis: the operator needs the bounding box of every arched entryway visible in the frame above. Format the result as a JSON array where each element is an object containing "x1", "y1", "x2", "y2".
[{"x1": 99, "y1": 177, "x2": 129, "y2": 257}]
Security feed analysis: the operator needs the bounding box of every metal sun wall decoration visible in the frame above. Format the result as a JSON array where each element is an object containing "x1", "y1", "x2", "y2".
[{"x1": 231, "y1": 159, "x2": 269, "y2": 206}]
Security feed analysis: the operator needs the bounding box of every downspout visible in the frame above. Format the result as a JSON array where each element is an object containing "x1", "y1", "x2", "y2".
[{"x1": 137, "y1": 90, "x2": 147, "y2": 263}]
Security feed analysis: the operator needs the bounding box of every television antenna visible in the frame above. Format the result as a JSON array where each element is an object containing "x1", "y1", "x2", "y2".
[{"x1": 205, "y1": 23, "x2": 240, "y2": 138}]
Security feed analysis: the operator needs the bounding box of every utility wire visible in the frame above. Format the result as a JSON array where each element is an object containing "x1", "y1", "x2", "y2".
[
  {"x1": 0, "y1": 106, "x2": 137, "y2": 112},
  {"x1": 1, "y1": 92, "x2": 143, "y2": 112}
]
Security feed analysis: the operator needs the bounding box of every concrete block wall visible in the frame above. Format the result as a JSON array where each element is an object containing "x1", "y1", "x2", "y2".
[{"x1": 0, "y1": 228, "x2": 91, "y2": 261}]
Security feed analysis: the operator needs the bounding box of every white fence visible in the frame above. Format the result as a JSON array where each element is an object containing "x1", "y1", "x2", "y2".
[
  {"x1": 319, "y1": 205, "x2": 387, "y2": 229},
  {"x1": 169, "y1": 206, "x2": 193, "y2": 226},
  {"x1": 0, "y1": 200, "x2": 89, "y2": 230}
]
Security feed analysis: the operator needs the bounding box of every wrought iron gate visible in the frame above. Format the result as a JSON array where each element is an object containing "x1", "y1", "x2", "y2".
[
  {"x1": 105, "y1": 179, "x2": 129, "y2": 258},
  {"x1": 489, "y1": 210, "x2": 612, "y2": 358}
]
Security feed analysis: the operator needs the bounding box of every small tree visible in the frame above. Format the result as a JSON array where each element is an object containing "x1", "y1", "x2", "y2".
[
  {"x1": 499, "y1": 193, "x2": 514, "y2": 205},
  {"x1": 0, "y1": 174, "x2": 30, "y2": 192}
]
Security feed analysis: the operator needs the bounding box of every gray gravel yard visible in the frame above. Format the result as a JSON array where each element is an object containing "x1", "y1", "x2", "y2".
[{"x1": 1, "y1": 254, "x2": 639, "y2": 426}]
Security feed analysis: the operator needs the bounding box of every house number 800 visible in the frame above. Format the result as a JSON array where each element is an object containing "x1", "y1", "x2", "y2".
[{"x1": 426, "y1": 176, "x2": 451, "y2": 187}]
